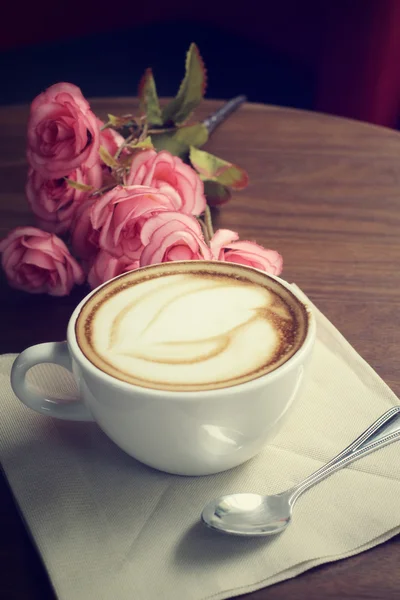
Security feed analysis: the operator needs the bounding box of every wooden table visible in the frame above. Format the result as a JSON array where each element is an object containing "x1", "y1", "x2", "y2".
[{"x1": 1, "y1": 99, "x2": 400, "y2": 599}]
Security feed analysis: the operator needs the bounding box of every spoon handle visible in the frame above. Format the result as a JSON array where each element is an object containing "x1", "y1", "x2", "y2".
[
  {"x1": 290, "y1": 406, "x2": 400, "y2": 504},
  {"x1": 202, "y1": 95, "x2": 247, "y2": 135}
]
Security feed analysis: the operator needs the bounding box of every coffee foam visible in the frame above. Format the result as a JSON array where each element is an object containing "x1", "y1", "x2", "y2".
[{"x1": 76, "y1": 262, "x2": 308, "y2": 391}]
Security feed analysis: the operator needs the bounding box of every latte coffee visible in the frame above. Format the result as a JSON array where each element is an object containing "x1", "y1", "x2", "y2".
[{"x1": 75, "y1": 261, "x2": 308, "y2": 392}]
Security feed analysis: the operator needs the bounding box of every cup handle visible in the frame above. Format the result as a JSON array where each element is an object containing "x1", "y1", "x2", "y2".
[{"x1": 11, "y1": 341, "x2": 94, "y2": 421}]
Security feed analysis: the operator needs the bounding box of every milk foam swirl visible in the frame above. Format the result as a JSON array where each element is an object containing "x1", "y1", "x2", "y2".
[{"x1": 76, "y1": 263, "x2": 306, "y2": 391}]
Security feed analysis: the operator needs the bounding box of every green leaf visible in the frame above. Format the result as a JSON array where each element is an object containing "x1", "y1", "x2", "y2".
[
  {"x1": 203, "y1": 180, "x2": 232, "y2": 206},
  {"x1": 127, "y1": 136, "x2": 154, "y2": 150},
  {"x1": 64, "y1": 178, "x2": 93, "y2": 192},
  {"x1": 189, "y1": 146, "x2": 249, "y2": 190},
  {"x1": 161, "y1": 43, "x2": 207, "y2": 125},
  {"x1": 99, "y1": 146, "x2": 119, "y2": 168},
  {"x1": 138, "y1": 68, "x2": 163, "y2": 126},
  {"x1": 104, "y1": 114, "x2": 135, "y2": 130},
  {"x1": 152, "y1": 123, "x2": 208, "y2": 158},
  {"x1": 120, "y1": 137, "x2": 155, "y2": 167}
]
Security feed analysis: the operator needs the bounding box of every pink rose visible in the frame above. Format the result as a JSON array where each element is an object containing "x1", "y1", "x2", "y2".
[
  {"x1": 210, "y1": 229, "x2": 283, "y2": 275},
  {"x1": 70, "y1": 199, "x2": 100, "y2": 262},
  {"x1": 126, "y1": 149, "x2": 206, "y2": 216},
  {"x1": 98, "y1": 119, "x2": 125, "y2": 157},
  {"x1": 27, "y1": 83, "x2": 100, "y2": 179},
  {"x1": 0, "y1": 226, "x2": 84, "y2": 296},
  {"x1": 91, "y1": 185, "x2": 177, "y2": 260},
  {"x1": 140, "y1": 212, "x2": 212, "y2": 266},
  {"x1": 88, "y1": 250, "x2": 139, "y2": 289},
  {"x1": 26, "y1": 162, "x2": 102, "y2": 234}
]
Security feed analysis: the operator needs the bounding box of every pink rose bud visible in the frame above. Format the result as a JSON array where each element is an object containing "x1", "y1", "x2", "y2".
[
  {"x1": 210, "y1": 229, "x2": 283, "y2": 275},
  {"x1": 0, "y1": 226, "x2": 85, "y2": 296},
  {"x1": 126, "y1": 149, "x2": 206, "y2": 216},
  {"x1": 140, "y1": 211, "x2": 212, "y2": 266},
  {"x1": 26, "y1": 162, "x2": 102, "y2": 234},
  {"x1": 91, "y1": 185, "x2": 178, "y2": 261},
  {"x1": 88, "y1": 250, "x2": 139, "y2": 289},
  {"x1": 27, "y1": 83, "x2": 100, "y2": 179},
  {"x1": 97, "y1": 119, "x2": 126, "y2": 158}
]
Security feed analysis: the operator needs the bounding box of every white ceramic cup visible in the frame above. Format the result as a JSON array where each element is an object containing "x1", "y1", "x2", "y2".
[{"x1": 11, "y1": 263, "x2": 316, "y2": 476}]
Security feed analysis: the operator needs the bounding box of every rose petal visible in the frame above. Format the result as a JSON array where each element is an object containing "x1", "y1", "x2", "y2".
[{"x1": 209, "y1": 229, "x2": 240, "y2": 259}]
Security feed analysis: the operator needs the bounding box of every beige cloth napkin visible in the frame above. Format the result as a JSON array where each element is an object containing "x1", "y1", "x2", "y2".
[{"x1": 1, "y1": 288, "x2": 400, "y2": 600}]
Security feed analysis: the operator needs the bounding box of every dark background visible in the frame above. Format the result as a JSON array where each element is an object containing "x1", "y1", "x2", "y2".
[{"x1": 2, "y1": 0, "x2": 400, "y2": 127}]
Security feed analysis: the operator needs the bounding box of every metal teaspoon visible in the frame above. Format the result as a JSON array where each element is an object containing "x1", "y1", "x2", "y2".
[{"x1": 201, "y1": 406, "x2": 400, "y2": 536}]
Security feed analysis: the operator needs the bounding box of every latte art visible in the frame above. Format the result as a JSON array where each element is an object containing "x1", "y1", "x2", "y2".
[{"x1": 76, "y1": 262, "x2": 308, "y2": 391}]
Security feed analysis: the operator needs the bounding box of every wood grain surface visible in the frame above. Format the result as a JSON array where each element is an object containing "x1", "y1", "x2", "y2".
[{"x1": 1, "y1": 99, "x2": 399, "y2": 599}]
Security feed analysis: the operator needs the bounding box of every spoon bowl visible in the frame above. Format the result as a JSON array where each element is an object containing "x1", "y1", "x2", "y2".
[{"x1": 202, "y1": 492, "x2": 293, "y2": 536}]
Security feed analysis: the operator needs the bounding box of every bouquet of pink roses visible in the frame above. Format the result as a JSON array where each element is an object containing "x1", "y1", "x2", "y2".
[{"x1": 0, "y1": 45, "x2": 282, "y2": 296}]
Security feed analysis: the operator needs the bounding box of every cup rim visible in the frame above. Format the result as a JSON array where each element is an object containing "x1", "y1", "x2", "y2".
[{"x1": 67, "y1": 261, "x2": 316, "y2": 399}]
